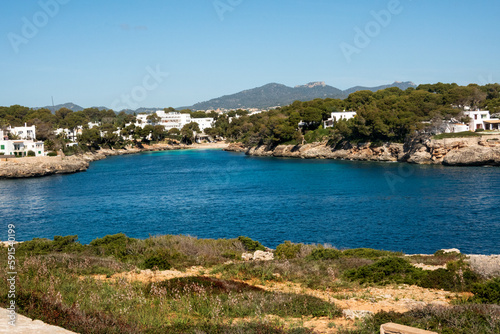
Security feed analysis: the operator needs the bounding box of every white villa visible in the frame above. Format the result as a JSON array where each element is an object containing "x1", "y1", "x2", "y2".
[
  {"x1": 444, "y1": 110, "x2": 500, "y2": 133},
  {"x1": 464, "y1": 110, "x2": 500, "y2": 131},
  {"x1": 134, "y1": 110, "x2": 214, "y2": 132},
  {"x1": 324, "y1": 111, "x2": 357, "y2": 128},
  {"x1": 0, "y1": 125, "x2": 45, "y2": 157}
]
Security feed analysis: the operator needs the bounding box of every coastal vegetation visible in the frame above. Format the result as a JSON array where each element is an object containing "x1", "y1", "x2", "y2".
[
  {"x1": 2, "y1": 83, "x2": 500, "y2": 157},
  {"x1": 1, "y1": 234, "x2": 499, "y2": 333},
  {"x1": 211, "y1": 83, "x2": 500, "y2": 147}
]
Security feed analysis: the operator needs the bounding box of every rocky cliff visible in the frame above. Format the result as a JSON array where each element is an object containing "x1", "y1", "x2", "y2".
[{"x1": 225, "y1": 134, "x2": 500, "y2": 166}]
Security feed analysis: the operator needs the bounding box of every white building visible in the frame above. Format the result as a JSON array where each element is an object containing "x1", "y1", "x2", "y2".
[
  {"x1": 134, "y1": 110, "x2": 214, "y2": 133},
  {"x1": 464, "y1": 110, "x2": 500, "y2": 131},
  {"x1": 8, "y1": 124, "x2": 36, "y2": 140},
  {"x1": 0, "y1": 127, "x2": 45, "y2": 157},
  {"x1": 444, "y1": 123, "x2": 470, "y2": 133},
  {"x1": 55, "y1": 128, "x2": 82, "y2": 142},
  {"x1": 324, "y1": 111, "x2": 357, "y2": 128},
  {"x1": 193, "y1": 118, "x2": 214, "y2": 131}
]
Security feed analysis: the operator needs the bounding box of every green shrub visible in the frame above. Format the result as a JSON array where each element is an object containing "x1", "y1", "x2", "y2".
[
  {"x1": 419, "y1": 268, "x2": 462, "y2": 291},
  {"x1": 472, "y1": 278, "x2": 500, "y2": 304},
  {"x1": 17, "y1": 238, "x2": 55, "y2": 255},
  {"x1": 237, "y1": 236, "x2": 266, "y2": 251},
  {"x1": 275, "y1": 241, "x2": 302, "y2": 260},
  {"x1": 89, "y1": 233, "x2": 135, "y2": 260},
  {"x1": 142, "y1": 252, "x2": 172, "y2": 270},
  {"x1": 307, "y1": 248, "x2": 341, "y2": 261},
  {"x1": 344, "y1": 257, "x2": 424, "y2": 285},
  {"x1": 342, "y1": 248, "x2": 402, "y2": 259},
  {"x1": 27, "y1": 150, "x2": 36, "y2": 156},
  {"x1": 304, "y1": 127, "x2": 332, "y2": 143},
  {"x1": 16, "y1": 235, "x2": 84, "y2": 256},
  {"x1": 222, "y1": 251, "x2": 240, "y2": 260},
  {"x1": 47, "y1": 151, "x2": 58, "y2": 156}
]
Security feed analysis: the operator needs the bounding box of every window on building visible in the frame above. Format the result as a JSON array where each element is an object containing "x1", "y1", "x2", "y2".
[{"x1": 0, "y1": 145, "x2": 4, "y2": 150}]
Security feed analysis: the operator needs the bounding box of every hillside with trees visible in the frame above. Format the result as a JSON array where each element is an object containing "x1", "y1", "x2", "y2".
[
  {"x1": 1, "y1": 83, "x2": 499, "y2": 154},
  {"x1": 207, "y1": 83, "x2": 500, "y2": 147}
]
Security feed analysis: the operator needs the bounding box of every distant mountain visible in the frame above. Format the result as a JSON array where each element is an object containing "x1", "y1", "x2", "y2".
[
  {"x1": 32, "y1": 81, "x2": 417, "y2": 114},
  {"x1": 182, "y1": 81, "x2": 417, "y2": 110},
  {"x1": 37, "y1": 103, "x2": 114, "y2": 113},
  {"x1": 38, "y1": 102, "x2": 84, "y2": 112},
  {"x1": 343, "y1": 81, "x2": 417, "y2": 95}
]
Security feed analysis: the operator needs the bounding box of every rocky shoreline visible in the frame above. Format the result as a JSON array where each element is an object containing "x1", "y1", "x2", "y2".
[
  {"x1": 225, "y1": 134, "x2": 500, "y2": 166},
  {"x1": 0, "y1": 143, "x2": 228, "y2": 179}
]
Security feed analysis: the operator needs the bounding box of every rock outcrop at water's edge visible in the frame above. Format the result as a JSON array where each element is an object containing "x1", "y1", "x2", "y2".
[{"x1": 225, "y1": 134, "x2": 500, "y2": 166}]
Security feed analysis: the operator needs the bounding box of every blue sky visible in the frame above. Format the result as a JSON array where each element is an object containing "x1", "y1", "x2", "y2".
[{"x1": 1, "y1": 0, "x2": 499, "y2": 109}]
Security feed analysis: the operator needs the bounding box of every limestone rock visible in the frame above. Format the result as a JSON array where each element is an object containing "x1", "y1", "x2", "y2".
[
  {"x1": 241, "y1": 250, "x2": 274, "y2": 261},
  {"x1": 342, "y1": 309, "x2": 374, "y2": 320},
  {"x1": 440, "y1": 248, "x2": 460, "y2": 254},
  {"x1": 253, "y1": 250, "x2": 274, "y2": 261},
  {"x1": 442, "y1": 146, "x2": 500, "y2": 166},
  {"x1": 407, "y1": 150, "x2": 432, "y2": 164},
  {"x1": 241, "y1": 253, "x2": 253, "y2": 261}
]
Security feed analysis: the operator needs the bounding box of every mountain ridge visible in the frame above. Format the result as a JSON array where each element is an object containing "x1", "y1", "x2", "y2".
[
  {"x1": 33, "y1": 81, "x2": 416, "y2": 113},
  {"x1": 181, "y1": 81, "x2": 416, "y2": 110}
]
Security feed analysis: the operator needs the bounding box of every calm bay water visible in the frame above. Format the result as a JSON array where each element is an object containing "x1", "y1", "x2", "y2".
[{"x1": 1, "y1": 149, "x2": 499, "y2": 254}]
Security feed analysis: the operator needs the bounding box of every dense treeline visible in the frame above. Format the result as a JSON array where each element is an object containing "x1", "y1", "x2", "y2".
[
  {"x1": 1, "y1": 83, "x2": 500, "y2": 151},
  {"x1": 0, "y1": 106, "x2": 222, "y2": 151},
  {"x1": 207, "y1": 83, "x2": 500, "y2": 146}
]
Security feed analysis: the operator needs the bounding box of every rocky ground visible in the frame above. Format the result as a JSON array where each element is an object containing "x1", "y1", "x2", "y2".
[
  {"x1": 225, "y1": 134, "x2": 500, "y2": 166},
  {"x1": 78, "y1": 251, "x2": 499, "y2": 333},
  {"x1": 1, "y1": 248, "x2": 498, "y2": 333}
]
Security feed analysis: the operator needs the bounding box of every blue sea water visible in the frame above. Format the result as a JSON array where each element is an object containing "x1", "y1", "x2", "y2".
[{"x1": 1, "y1": 149, "x2": 499, "y2": 254}]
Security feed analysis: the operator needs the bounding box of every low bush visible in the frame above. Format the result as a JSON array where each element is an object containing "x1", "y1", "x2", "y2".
[
  {"x1": 342, "y1": 248, "x2": 402, "y2": 259},
  {"x1": 307, "y1": 248, "x2": 342, "y2": 261},
  {"x1": 237, "y1": 236, "x2": 266, "y2": 251},
  {"x1": 471, "y1": 278, "x2": 500, "y2": 304},
  {"x1": 89, "y1": 233, "x2": 136, "y2": 260},
  {"x1": 275, "y1": 241, "x2": 302, "y2": 260},
  {"x1": 142, "y1": 252, "x2": 172, "y2": 270},
  {"x1": 47, "y1": 151, "x2": 58, "y2": 156},
  {"x1": 344, "y1": 257, "x2": 424, "y2": 285},
  {"x1": 17, "y1": 235, "x2": 84, "y2": 256}
]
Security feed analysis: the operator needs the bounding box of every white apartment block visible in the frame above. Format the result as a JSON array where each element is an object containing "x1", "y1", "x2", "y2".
[{"x1": 134, "y1": 111, "x2": 214, "y2": 133}]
